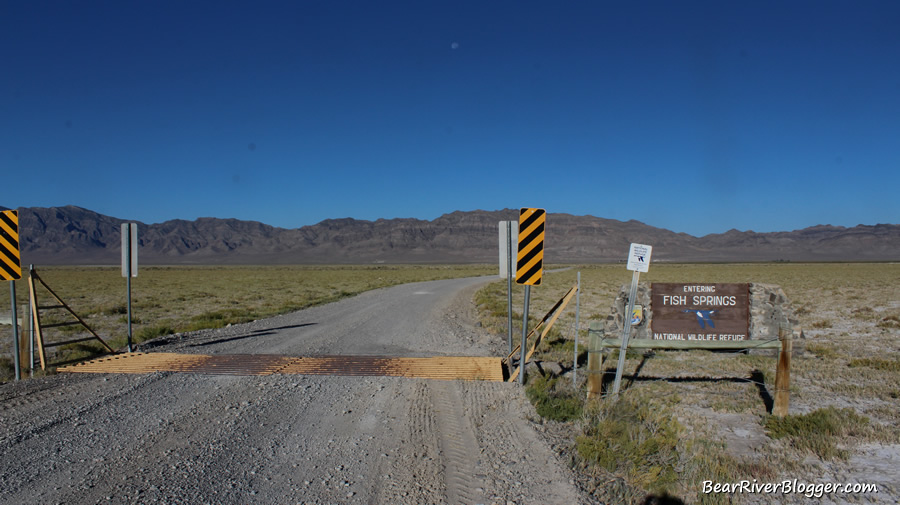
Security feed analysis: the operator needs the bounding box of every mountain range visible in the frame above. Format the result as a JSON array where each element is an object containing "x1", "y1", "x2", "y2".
[{"x1": 6, "y1": 205, "x2": 899, "y2": 265}]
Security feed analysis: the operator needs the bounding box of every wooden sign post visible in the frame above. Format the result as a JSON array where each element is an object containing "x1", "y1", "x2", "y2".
[{"x1": 773, "y1": 327, "x2": 792, "y2": 417}]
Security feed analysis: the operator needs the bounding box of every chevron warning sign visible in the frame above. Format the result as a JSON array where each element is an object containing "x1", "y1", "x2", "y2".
[
  {"x1": 0, "y1": 210, "x2": 22, "y2": 281},
  {"x1": 516, "y1": 208, "x2": 545, "y2": 285}
]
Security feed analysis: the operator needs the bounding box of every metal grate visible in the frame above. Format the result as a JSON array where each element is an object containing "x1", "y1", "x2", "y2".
[
  {"x1": 58, "y1": 352, "x2": 504, "y2": 382},
  {"x1": 279, "y1": 355, "x2": 503, "y2": 381}
]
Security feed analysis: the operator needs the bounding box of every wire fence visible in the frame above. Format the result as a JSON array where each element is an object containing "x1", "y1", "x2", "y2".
[{"x1": 580, "y1": 326, "x2": 786, "y2": 392}]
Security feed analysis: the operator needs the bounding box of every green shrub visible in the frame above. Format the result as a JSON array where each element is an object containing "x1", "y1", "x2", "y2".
[
  {"x1": 0, "y1": 357, "x2": 14, "y2": 382},
  {"x1": 525, "y1": 374, "x2": 583, "y2": 422},
  {"x1": 575, "y1": 391, "x2": 748, "y2": 503},
  {"x1": 576, "y1": 395, "x2": 682, "y2": 494},
  {"x1": 847, "y1": 358, "x2": 900, "y2": 372},
  {"x1": 877, "y1": 315, "x2": 900, "y2": 329},
  {"x1": 186, "y1": 309, "x2": 257, "y2": 331},
  {"x1": 805, "y1": 343, "x2": 839, "y2": 360},
  {"x1": 764, "y1": 406, "x2": 869, "y2": 460},
  {"x1": 103, "y1": 303, "x2": 128, "y2": 315},
  {"x1": 136, "y1": 325, "x2": 176, "y2": 342}
]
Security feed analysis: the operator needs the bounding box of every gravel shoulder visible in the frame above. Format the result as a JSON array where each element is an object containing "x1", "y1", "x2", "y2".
[{"x1": 0, "y1": 276, "x2": 591, "y2": 505}]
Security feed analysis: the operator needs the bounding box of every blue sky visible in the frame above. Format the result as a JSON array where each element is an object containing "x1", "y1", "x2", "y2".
[{"x1": 2, "y1": 1, "x2": 898, "y2": 237}]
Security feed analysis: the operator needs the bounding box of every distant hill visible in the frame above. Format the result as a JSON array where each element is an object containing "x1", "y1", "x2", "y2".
[{"x1": 10, "y1": 205, "x2": 900, "y2": 265}]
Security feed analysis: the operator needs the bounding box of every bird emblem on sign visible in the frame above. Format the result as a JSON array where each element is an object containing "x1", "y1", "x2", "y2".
[{"x1": 683, "y1": 309, "x2": 717, "y2": 329}]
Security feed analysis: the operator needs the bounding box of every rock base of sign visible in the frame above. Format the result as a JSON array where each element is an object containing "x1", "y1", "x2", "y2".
[
  {"x1": 603, "y1": 282, "x2": 804, "y2": 342},
  {"x1": 748, "y1": 283, "x2": 804, "y2": 342},
  {"x1": 603, "y1": 282, "x2": 654, "y2": 339}
]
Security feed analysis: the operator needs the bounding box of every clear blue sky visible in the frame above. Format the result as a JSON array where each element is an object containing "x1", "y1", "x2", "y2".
[{"x1": 2, "y1": 1, "x2": 898, "y2": 237}]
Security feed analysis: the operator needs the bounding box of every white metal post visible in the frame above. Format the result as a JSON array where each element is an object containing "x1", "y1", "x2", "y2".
[
  {"x1": 507, "y1": 221, "x2": 514, "y2": 354},
  {"x1": 573, "y1": 271, "x2": 581, "y2": 387},
  {"x1": 28, "y1": 286, "x2": 34, "y2": 377},
  {"x1": 518, "y1": 285, "x2": 531, "y2": 385},
  {"x1": 612, "y1": 270, "x2": 640, "y2": 397},
  {"x1": 124, "y1": 223, "x2": 134, "y2": 352},
  {"x1": 10, "y1": 280, "x2": 20, "y2": 381}
]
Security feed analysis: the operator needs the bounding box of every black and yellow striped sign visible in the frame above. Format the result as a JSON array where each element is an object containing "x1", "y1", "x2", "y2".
[
  {"x1": 516, "y1": 208, "x2": 545, "y2": 285},
  {"x1": 0, "y1": 210, "x2": 22, "y2": 280}
]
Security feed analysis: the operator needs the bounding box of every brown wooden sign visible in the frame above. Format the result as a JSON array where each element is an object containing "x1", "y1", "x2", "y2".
[{"x1": 651, "y1": 283, "x2": 750, "y2": 341}]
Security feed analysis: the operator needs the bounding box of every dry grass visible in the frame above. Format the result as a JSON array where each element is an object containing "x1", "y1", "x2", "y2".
[
  {"x1": 476, "y1": 263, "x2": 900, "y2": 503},
  {"x1": 3, "y1": 261, "x2": 897, "y2": 501},
  {"x1": 0, "y1": 264, "x2": 493, "y2": 375}
]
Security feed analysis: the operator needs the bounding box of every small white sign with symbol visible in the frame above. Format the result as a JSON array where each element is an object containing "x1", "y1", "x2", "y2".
[{"x1": 626, "y1": 243, "x2": 652, "y2": 272}]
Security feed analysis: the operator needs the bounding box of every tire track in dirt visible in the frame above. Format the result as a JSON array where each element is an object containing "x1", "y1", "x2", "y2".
[
  {"x1": 367, "y1": 380, "x2": 444, "y2": 504},
  {"x1": 463, "y1": 380, "x2": 589, "y2": 505},
  {"x1": 0, "y1": 373, "x2": 166, "y2": 449},
  {"x1": 0, "y1": 276, "x2": 593, "y2": 504},
  {"x1": 430, "y1": 380, "x2": 485, "y2": 505}
]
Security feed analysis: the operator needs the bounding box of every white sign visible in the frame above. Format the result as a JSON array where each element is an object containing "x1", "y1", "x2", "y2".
[
  {"x1": 626, "y1": 243, "x2": 652, "y2": 272},
  {"x1": 121, "y1": 223, "x2": 138, "y2": 278},
  {"x1": 498, "y1": 221, "x2": 516, "y2": 278}
]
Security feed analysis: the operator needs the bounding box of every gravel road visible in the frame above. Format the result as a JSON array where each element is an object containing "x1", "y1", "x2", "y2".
[{"x1": 0, "y1": 276, "x2": 590, "y2": 505}]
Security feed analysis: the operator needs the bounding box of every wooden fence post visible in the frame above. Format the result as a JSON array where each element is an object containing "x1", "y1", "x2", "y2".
[
  {"x1": 586, "y1": 328, "x2": 603, "y2": 399},
  {"x1": 773, "y1": 326, "x2": 792, "y2": 417}
]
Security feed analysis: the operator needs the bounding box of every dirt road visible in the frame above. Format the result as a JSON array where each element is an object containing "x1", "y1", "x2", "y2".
[{"x1": 0, "y1": 277, "x2": 590, "y2": 504}]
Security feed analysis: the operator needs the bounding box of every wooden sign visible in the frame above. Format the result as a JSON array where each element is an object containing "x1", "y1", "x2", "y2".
[{"x1": 651, "y1": 283, "x2": 750, "y2": 341}]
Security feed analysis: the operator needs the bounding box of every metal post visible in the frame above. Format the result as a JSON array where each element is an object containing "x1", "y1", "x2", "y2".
[
  {"x1": 10, "y1": 280, "x2": 20, "y2": 381},
  {"x1": 506, "y1": 221, "x2": 513, "y2": 355},
  {"x1": 27, "y1": 287, "x2": 34, "y2": 377},
  {"x1": 573, "y1": 271, "x2": 581, "y2": 387},
  {"x1": 125, "y1": 225, "x2": 133, "y2": 353},
  {"x1": 28, "y1": 264, "x2": 34, "y2": 377},
  {"x1": 612, "y1": 270, "x2": 640, "y2": 397},
  {"x1": 518, "y1": 285, "x2": 531, "y2": 385}
]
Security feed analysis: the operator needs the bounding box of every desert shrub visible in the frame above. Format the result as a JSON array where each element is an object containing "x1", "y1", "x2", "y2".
[
  {"x1": 526, "y1": 374, "x2": 583, "y2": 422},
  {"x1": 811, "y1": 319, "x2": 833, "y2": 329},
  {"x1": 847, "y1": 358, "x2": 900, "y2": 372},
  {"x1": 475, "y1": 287, "x2": 509, "y2": 318},
  {"x1": 764, "y1": 406, "x2": 869, "y2": 460},
  {"x1": 877, "y1": 315, "x2": 900, "y2": 329},
  {"x1": 576, "y1": 394, "x2": 683, "y2": 494},
  {"x1": 136, "y1": 324, "x2": 175, "y2": 342},
  {"x1": 187, "y1": 309, "x2": 257, "y2": 331},
  {"x1": 805, "y1": 343, "x2": 839, "y2": 360},
  {"x1": 103, "y1": 303, "x2": 128, "y2": 315},
  {"x1": 534, "y1": 333, "x2": 579, "y2": 365},
  {"x1": 0, "y1": 357, "x2": 14, "y2": 382},
  {"x1": 575, "y1": 391, "x2": 749, "y2": 504}
]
